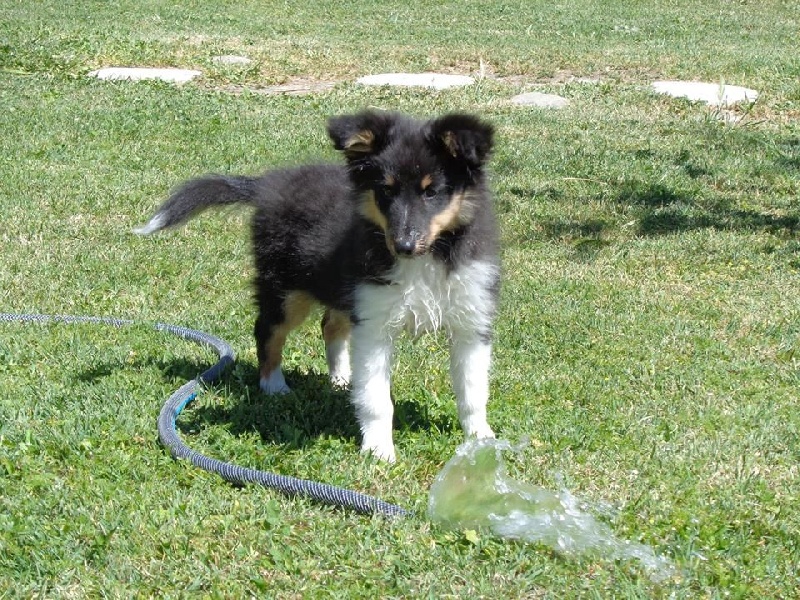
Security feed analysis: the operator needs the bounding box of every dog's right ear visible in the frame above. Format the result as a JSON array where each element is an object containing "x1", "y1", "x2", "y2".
[{"x1": 327, "y1": 111, "x2": 394, "y2": 160}]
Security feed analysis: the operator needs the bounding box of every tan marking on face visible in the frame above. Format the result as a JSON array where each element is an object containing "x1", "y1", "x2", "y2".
[
  {"x1": 359, "y1": 191, "x2": 389, "y2": 231},
  {"x1": 343, "y1": 130, "x2": 375, "y2": 154},
  {"x1": 384, "y1": 174, "x2": 396, "y2": 187},
  {"x1": 321, "y1": 309, "x2": 351, "y2": 344},
  {"x1": 424, "y1": 190, "x2": 476, "y2": 248},
  {"x1": 259, "y1": 291, "x2": 314, "y2": 379},
  {"x1": 420, "y1": 174, "x2": 433, "y2": 190},
  {"x1": 359, "y1": 191, "x2": 396, "y2": 254}
]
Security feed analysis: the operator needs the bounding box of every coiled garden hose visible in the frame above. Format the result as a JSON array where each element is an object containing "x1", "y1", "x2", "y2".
[{"x1": 1, "y1": 313, "x2": 410, "y2": 518}]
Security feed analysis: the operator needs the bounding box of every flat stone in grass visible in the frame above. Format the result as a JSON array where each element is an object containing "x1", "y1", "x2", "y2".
[
  {"x1": 652, "y1": 80, "x2": 758, "y2": 106},
  {"x1": 89, "y1": 67, "x2": 202, "y2": 83},
  {"x1": 356, "y1": 72, "x2": 475, "y2": 90},
  {"x1": 511, "y1": 91, "x2": 570, "y2": 108}
]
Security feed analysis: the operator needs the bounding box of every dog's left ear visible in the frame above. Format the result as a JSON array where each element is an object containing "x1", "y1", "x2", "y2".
[
  {"x1": 427, "y1": 113, "x2": 495, "y2": 169},
  {"x1": 328, "y1": 111, "x2": 395, "y2": 160}
]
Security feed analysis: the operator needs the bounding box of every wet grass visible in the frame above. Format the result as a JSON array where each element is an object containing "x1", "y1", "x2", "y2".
[{"x1": 1, "y1": 1, "x2": 799, "y2": 597}]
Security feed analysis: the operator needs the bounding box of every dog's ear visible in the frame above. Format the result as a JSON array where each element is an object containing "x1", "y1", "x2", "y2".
[
  {"x1": 427, "y1": 113, "x2": 494, "y2": 170},
  {"x1": 328, "y1": 111, "x2": 394, "y2": 159}
]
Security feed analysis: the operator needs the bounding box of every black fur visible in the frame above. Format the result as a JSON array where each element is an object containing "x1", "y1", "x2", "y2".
[{"x1": 137, "y1": 109, "x2": 499, "y2": 391}]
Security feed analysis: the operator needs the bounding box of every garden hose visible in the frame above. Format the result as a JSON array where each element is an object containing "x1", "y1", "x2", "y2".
[{"x1": 1, "y1": 312, "x2": 410, "y2": 518}]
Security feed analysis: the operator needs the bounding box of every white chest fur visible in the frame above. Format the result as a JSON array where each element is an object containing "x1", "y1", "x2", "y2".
[{"x1": 355, "y1": 256, "x2": 498, "y2": 338}]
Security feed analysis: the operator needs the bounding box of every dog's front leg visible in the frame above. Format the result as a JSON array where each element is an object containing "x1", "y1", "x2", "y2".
[
  {"x1": 450, "y1": 335, "x2": 495, "y2": 440},
  {"x1": 350, "y1": 322, "x2": 396, "y2": 462}
]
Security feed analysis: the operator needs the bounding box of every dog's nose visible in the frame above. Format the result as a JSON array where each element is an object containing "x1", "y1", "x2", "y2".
[{"x1": 394, "y1": 237, "x2": 416, "y2": 255}]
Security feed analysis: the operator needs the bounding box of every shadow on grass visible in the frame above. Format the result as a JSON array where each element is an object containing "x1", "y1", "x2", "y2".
[
  {"x1": 76, "y1": 355, "x2": 458, "y2": 450},
  {"x1": 511, "y1": 180, "x2": 798, "y2": 245},
  {"x1": 186, "y1": 361, "x2": 359, "y2": 450},
  {"x1": 187, "y1": 361, "x2": 460, "y2": 449},
  {"x1": 509, "y1": 133, "x2": 799, "y2": 243},
  {"x1": 614, "y1": 181, "x2": 799, "y2": 236},
  {"x1": 76, "y1": 355, "x2": 203, "y2": 385}
]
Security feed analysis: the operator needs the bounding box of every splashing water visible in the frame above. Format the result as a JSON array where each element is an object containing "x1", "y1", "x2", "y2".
[{"x1": 428, "y1": 439, "x2": 676, "y2": 581}]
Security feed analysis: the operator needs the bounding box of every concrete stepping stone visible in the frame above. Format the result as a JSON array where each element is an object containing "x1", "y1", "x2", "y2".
[
  {"x1": 652, "y1": 80, "x2": 758, "y2": 106},
  {"x1": 356, "y1": 72, "x2": 475, "y2": 90},
  {"x1": 88, "y1": 67, "x2": 202, "y2": 83},
  {"x1": 511, "y1": 91, "x2": 570, "y2": 108}
]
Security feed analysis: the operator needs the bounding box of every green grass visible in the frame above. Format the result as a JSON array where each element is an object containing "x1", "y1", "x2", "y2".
[{"x1": 1, "y1": 0, "x2": 799, "y2": 597}]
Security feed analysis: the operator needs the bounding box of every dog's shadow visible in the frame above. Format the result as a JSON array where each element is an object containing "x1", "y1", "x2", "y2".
[
  {"x1": 77, "y1": 356, "x2": 458, "y2": 450},
  {"x1": 189, "y1": 362, "x2": 461, "y2": 449},
  {"x1": 189, "y1": 362, "x2": 360, "y2": 450}
]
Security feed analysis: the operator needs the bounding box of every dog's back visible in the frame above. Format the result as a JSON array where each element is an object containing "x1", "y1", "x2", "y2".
[{"x1": 249, "y1": 164, "x2": 391, "y2": 311}]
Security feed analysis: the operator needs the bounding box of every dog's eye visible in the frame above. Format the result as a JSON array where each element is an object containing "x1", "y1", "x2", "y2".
[{"x1": 422, "y1": 187, "x2": 438, "y2": 200}]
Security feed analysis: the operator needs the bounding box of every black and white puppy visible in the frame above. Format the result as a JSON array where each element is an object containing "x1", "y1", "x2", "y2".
[{"x1": 136, "y1": 110, "x2": 500, "y2": 461}]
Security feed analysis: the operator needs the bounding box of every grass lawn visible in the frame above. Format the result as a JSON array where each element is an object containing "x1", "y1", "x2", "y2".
[{"x1": 1, "y1": 0, "x2": 799, "y2": 597}]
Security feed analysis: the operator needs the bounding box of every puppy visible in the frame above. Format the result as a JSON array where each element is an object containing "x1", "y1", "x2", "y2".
[{"x1": 136, "y1": 110, "x2": 500, "y2": 461}]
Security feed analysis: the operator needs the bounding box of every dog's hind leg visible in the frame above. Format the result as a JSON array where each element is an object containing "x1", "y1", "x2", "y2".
[
  {"x1": 321, "y1": 309, "x2": 352, "y2": 387},
  {"x1": 255, "y1": 291, "x2": 314, "y2": 394}
]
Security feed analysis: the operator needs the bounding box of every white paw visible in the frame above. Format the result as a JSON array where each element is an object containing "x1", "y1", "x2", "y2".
[
  {"x1": 463, "y1": 419, "x2": 495, "y2": 440},
  {"x1": 360, "y1": 429, "x2": 396, "y2": 462},
  {"x1": 328, "y1": 363, "x2": 352, "y2": 387},
  {"x1": 360, "y1": 442, "x2": 397, "y2": 463},
  {"x1": 326, "y1": 340, "x2": 351, "y2": 387},
  {"x1": 259, "y1": 369, "x2": 291, "y2": 395},
  {"x1": 329, "y1": 368, "x2": 351, "y2": 388}
]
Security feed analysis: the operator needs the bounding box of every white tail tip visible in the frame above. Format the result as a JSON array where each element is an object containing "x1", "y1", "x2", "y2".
[{"x1": 133, "y1": 213, "x2": 167, "y2": 235}]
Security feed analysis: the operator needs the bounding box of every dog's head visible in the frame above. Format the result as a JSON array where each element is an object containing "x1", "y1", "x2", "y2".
[{"x1": 328, "y1": 111, "x2": 494, "y2": 256}]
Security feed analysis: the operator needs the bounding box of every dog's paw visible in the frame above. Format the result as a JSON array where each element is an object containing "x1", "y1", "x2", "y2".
[
  {"x1": 259, "y1": 370, "x2": 292, "y2": 395},
  {"x1": 361, "y1": 444, "x2": 397, "y2": 463},
  {"x1": 330, "y1": 375, "x2": 350, "y2": 388},
  {"x1": 463, "y1": 419, "x2": 495, "y2": 440},
  {"x1": 260, "y1": 378, "x2": 291, "y2": 395},
  {"x1": 329, "y1": 370, "x2": 351, "y2": 388},
  {"x1": 325, "y1": 340, "x2": 351, "y2": 387},
  {"x1": 360, "y1": 434, "x2": 397, "y2": 463}
]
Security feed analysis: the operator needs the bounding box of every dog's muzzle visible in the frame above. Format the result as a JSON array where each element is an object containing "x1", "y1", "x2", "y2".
[
  {"x1": 393, "y1": 236, "x2": 416, "y2": 255},
  {"x1": 392, "y1": 231, "x2": 428, "y2": 256}
]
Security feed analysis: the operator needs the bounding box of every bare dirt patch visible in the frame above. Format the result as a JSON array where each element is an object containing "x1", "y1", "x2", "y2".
[{"x1": 214, "y1": 78, "x2": 339, "y2": 96}]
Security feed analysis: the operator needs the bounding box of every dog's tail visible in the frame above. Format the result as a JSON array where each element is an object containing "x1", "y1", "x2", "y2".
[{"x1": 134, "y1": 175, "x2": 259, "y2": 235}]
